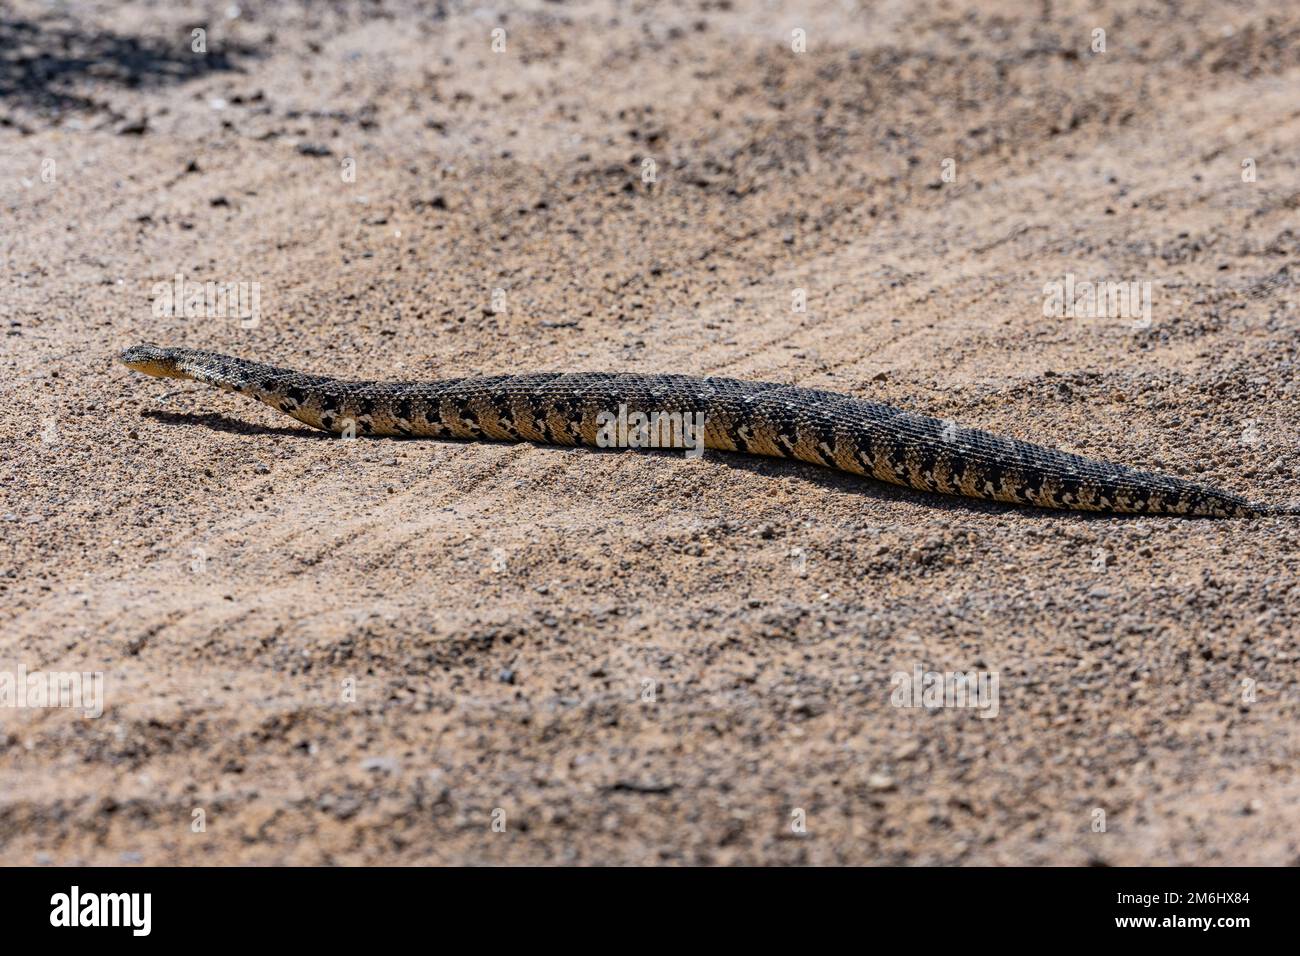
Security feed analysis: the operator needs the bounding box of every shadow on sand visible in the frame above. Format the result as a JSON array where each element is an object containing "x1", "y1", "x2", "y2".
[{"x1": 0, "y1": 14, "x2": 259, "y2": 117}]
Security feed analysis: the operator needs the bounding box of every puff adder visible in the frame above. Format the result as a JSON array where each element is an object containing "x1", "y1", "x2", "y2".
[{"x1": 120, "y1": 344, "x2": 1294, "y2": 517}]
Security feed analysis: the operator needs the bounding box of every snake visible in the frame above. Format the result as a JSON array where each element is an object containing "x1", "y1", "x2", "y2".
[{"x1": 119, "y1": 343, "x2": 1295, "y2": 517}]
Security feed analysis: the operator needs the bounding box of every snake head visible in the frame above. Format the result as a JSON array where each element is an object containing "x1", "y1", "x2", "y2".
[{"x1": 119, "y1": 343, "x2": 186, "y2": 378}]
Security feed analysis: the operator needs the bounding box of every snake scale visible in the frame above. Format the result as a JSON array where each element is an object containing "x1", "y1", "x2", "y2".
[{"x1": 120, "y1": 343, "x2": 1294, "y2": 517}]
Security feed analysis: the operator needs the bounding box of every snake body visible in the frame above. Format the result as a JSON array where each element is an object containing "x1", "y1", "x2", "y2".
[{"x1": 120, "y1": 344, "x2": 1291, "y2": 517}]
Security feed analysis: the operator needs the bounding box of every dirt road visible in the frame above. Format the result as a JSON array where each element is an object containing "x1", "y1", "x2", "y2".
[{"x1": 2, "y1": 0, "x2": 1298, "y2": 864}]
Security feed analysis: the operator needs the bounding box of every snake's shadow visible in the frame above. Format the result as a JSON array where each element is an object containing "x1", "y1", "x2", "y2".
[
  {"x1": 142, "y1": 410, "x2": 333, "y2": 440},
  {"x1": 145, "y1": 410, "x2": 1155, "y2": 523},
  {"x1": 703, "y1": 450, "x2": 1137, "y2": 523}
]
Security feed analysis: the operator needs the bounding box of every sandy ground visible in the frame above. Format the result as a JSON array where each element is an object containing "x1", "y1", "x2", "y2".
[{"x1": 2, "y1": 0, "x2": 1299, "y2": 865}]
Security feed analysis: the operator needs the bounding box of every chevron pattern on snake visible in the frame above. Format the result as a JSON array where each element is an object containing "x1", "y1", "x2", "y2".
[{"x1": 120, "y1": 344, "x2": 1293, "y2": 517}]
